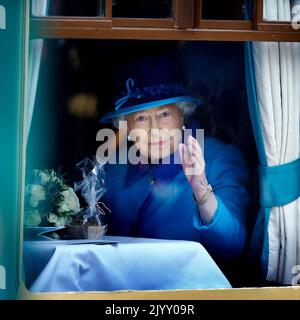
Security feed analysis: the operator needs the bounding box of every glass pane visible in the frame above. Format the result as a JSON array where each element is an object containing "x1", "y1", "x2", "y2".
[
  {"x1": 112, "y1": 0, "x2": 173, "y2": 18},
  {"x1": 263, "y1": 0, "x2": 297, "y2": 22},
  {"x1": 31, "y1": 0, "x2": 104, "y2": 17},
  {"x1": 25, "y1": 39, "x2": 260, "y2": 292},
  {"x1": 202, "y1": 0, "x2": 247, "y2": 20}
]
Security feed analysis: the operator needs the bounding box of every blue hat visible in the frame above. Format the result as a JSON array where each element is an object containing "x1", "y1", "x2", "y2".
[{"x1": 99, "y1": 55, "x2": 202, "y2": 123}]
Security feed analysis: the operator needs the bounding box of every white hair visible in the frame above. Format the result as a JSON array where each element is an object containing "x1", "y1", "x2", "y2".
[
  {"x1": 175, "y1": 101, "x2": 197, "y2": 119},
  {"x1": 111, "y1": 101, "x2": 197, "y2": 128}
]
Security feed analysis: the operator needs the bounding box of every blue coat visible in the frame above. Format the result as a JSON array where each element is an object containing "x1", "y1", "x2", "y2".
[{"x1": 102, "y1": 136, "x2": 250, "y2": 262}]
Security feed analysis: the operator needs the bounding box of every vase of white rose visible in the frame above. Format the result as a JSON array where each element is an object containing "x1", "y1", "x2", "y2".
[{"x1": 24, "y1": 169, "x2": 80, "y2": 228}]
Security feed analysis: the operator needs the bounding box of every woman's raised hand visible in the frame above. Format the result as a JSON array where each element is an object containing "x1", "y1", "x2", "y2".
[{"x1": 178, "y1": 135, "x2": 209, "y2": 196}]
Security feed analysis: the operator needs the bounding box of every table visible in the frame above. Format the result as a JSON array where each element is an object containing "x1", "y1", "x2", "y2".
[{"x1": 23, "y1": 236, "x2": 231, "y2": 292}]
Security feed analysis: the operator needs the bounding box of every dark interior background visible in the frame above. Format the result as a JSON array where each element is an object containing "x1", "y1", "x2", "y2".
[{"x1": 45, "y1": 0, "x2": 246, "y2": 19}]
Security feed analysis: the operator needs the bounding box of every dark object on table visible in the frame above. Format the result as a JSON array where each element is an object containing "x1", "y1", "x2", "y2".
[{"x1": 65, "y1": 204, "x2": 108, "y2": 240}]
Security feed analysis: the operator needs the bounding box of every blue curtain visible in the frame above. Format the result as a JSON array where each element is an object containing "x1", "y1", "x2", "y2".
[{"x1": 244, "y1": 42, "x2": 271, "y2": 282}]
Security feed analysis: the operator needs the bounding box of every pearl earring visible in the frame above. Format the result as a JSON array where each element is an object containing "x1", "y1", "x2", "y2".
[
  {"x1": 128, "y1": 135, "x2": 131, "y2": 141},
  {"x1": 182, "y1": 125, "x2": 186, "y2": 130}
]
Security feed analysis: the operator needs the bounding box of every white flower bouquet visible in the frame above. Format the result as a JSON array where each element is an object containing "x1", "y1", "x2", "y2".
[{"x1": 24, "y1": 169, "x2": 80, "y2": 227}]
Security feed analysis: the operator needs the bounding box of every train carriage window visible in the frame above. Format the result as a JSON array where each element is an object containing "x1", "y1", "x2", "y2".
[
  {"x1": 112, "y1": 0, "x2": 173, "y2": 18},
  {"x1": 31, "y1": 0, "x2": 105, "y2": 17},
  {"x1": 17, "y1": 0, "x2": 300, "y2": 299},
  {"x1": 202, "y1": 0, "x2": 246, "y2": 20},
  {"x1": 24, "y1": 39, "x2": 260, "y2": 291}
]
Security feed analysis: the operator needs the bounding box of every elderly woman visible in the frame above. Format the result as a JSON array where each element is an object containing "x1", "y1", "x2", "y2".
[{"x1": 99, "y1": 76, "x2": 250, "y2": 264}]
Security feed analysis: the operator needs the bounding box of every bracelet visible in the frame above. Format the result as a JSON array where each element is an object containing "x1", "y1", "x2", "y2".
[{"x1": 193, "y1": 184, "x2": 213, "y2": 205}]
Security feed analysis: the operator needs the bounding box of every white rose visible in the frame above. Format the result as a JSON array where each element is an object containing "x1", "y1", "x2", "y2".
[
  {"x1": 39, "y1": 172, "x2": 50, "y2": 185},
  {"x1": 29, "y1": 197, "x2": 39, "y2": 208},
  {"x1": 55, "y1": 216, "x2": 67, "y2": 227},
  {"x1": 30, "y1": 184, "x2": 46, "y2": 202},
  {"x1": 24, "y1": 211, "x2": 41, "y2": 227},
  {"x1": 32, "y1": 169, "x2": 39, "y2": 176},
  {"x1": 48, "y1": 213, "x2": 58, "y2": 224},
  {"x1": 58, "y1": 188, "x2": 80, "y2": 214}
]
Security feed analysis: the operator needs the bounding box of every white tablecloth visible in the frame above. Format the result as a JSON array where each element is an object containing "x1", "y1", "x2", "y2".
[{"x1": 24, "y1": 236, "x2": 231, "y2": 292}]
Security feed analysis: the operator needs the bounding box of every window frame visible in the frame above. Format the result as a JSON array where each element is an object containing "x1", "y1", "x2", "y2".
[
  {"x1": 253, "y1": 0, "x2": 300, "y2": 32},
  {"x1": 19, "y1": 0, "x2": 300, "y2": 300},
  {"x1": 30, "y1": 0, "x2": 300, "y2": 41}
]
